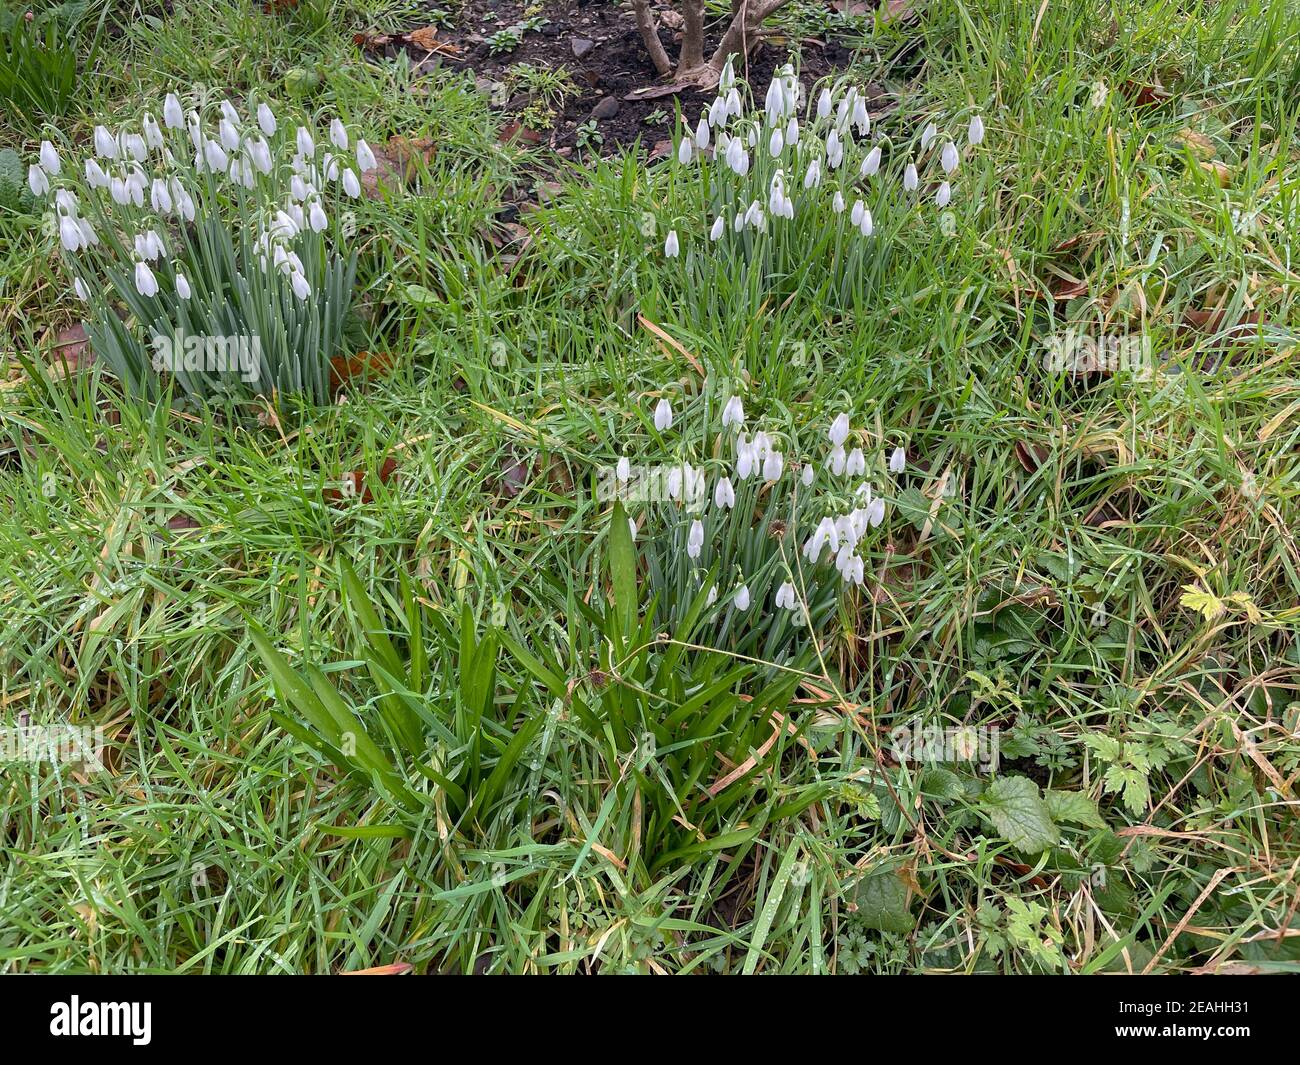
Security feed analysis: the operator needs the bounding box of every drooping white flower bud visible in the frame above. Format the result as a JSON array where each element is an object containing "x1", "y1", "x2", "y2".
[
  {"x1": 850, "y1": 200, "x2": 864, "y2": 227},
  {"x1": 654, "y1": 398, "x2": 673, "y2": 431},
  {"x1": 296, "y1": 127, "x2": 315, "y2": 157},
  {"x1": 710, "y1": 215, "x2": 725, "y2": 241},
  {"x1": 903, "y1": 162, "x2": 918, "y2": 191},
  {"x1": 804, "y1": 158, "x2": 821, "y2": 189},
  {"x1": 342, "y1": 168, "x2": 361, "y2": 198},
  {"x1": 846, "y1": 448, "x2": 865, "y2": 476},
  {"x1": 73, "y1": 277, "x2": 89, "y2": 301},
  {"x1": 356, "y1": 139, "x2": 377, "y2": 173},
  {"x1": 94, "y1": 125, "x2": 118, "y2": 158},
  {"x1": 694, "y1": 117, "x2": 710, "y2": 150},
  {"x1": 677, "y1": 137, "x2": 693, "y2": 165},
  {"x1": 616, "y1": 457, "x2": 631, "y2": 483},
  {"x1": 935, "y1": 181, "x2": 951, "y2": 208},
  {"x1": 219, "y1": 119, "x2": 240, "y2": 153},
  {"x1": 290, "y1": 270, "x2": 312, "y2": 300},
  {"x1": 59, "y1": 215, "x2": 83, "y2": 251},
  {"x1": 309, "y1": 200, "x2": 328, "y2": 232},
  {"x1": 330, "y1": 118, "x2": 349, "y2": 150},
  {"x1": 257, "y1": 102, "x2": 277, "y2": 136},
  {"x1": 968, "y1": 114, "x2": 985, "y2": 145},
  {"x1": 889, "y1": 446, "x2": 906, "y2": 474},
  {"x1": 829, "y1": 412, "x2": 850, "y2": 447},
  {"x1": 203, "y1": 139, "x2": 228, "y2": 173},
  {"x1": 762, "y1": 450, "x2": 783, "y2": 481},
  {"x1": 714, "y1": 477, "x2": 735, "y2": 509},
  {"x1": 134, "y1": 260, "x2": 158, "y2": 296},
  {"x1": 859, "y1": 207, "x2": 873, "y2": 237},
  {"x1": 686, "y1": 519, "x2": 705, "y2": 560},
  {"x1": 176, "y1": 273, "x2": 192, "y2": 299},
  {"x1": 861, "y1": 145, "x2": 881, "y2": 177},
  {"x1": 775, "y1": 581, "x2": 796, "y2": 609},
  {"x1": 27, "y1": 164, "x2": 48, "y2": 197},
  {"x1": 163, "y1": 93, "x2": 184, "y2": 129},
  {"x1": 920, "y1": 122, "x2": 937, "y2": 151},
  {"x1": 721, "y1": 395, "x2": 744, "y2": 428},
  {"x1": 664, "y1": 230, "x2": 679, "y2": 258},
  {"x1": 817, "y1": 88, "x2": 832, "y2": 119},
  {"x1": 941, "y1": 141, "x2": 959, "y2": 174},
  {"x1": 800, "y1": 464, "x2": 814, "y2": 487},
  {"x1": 734, "y1": 584, "x2": 751, "y2": 611},
  {"x1": 833, "y1": 191, "x2": 845, "y2": 213},
  {"x1": 768, "y1": 128, "x2": 784, "y2": 158},
  {"x1": 39, "y1": 141, "x2": 61, "y2": 175}
]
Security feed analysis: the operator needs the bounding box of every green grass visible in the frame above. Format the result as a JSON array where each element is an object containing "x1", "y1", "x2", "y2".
[{"x1": 1, "y1": 0, "x2": 1299, "y2": 973}]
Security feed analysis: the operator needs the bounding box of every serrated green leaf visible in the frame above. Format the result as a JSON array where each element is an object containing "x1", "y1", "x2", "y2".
[
  {"x1": 979, "y1": 775, "x2": 1059, "y2": 853},
  {"x1": 1044, "y1": 789, "x2": 1106, "y2": 829},
  {"x1": 852, "y1": 869, "x2": 915, "y2": 933}
]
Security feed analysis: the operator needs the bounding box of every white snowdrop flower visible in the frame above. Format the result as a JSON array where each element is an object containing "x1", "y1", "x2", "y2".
[
  {"x1": 27, "y1": 164, "x2": 48, "y2": 197},
  {"x1": 920, "y1": 122, "x2": 937, "y2": 151},
  {"x1": 109, "y1": 177, "x2": 128, "y2": 205},
  {"x1": 705, "y1": 584, "x2": 717, "y2": 606},
  {"x1": 752, "y1": 431, "x2": 772, "y2": 459},
  {"x1": 39, "y1": 141, "x2": 61, "y2": 175},
  {"x1": 73, "y1": 276, "x2": 89, "y2": 301},
  {"x1": 290, "y1": 270, "x2": 312, "y2": 300},
  {"x1": 709, "y1": 215, "x2": 725, "y2": 241},
  {"x1": 800, "y1": 464, "x2": 814, "y2": 487},
  {"x1": 309, "y1": 199, "x2": 328, "y2": 232},
  {"x1": 819, "y1": 516, "x2": 840, "y2": 553},
  {"x1": 768, "y1": 128, "x2": 784, "y2": 157},
  {"x1": 785, "y1": 116, "x2": 799, "y2": 146},
  {"x1": 846, "y1": 448, "x2": 865, "y2": 476},
  {"x1": 850, "y1": 200, "x2": 864, "y2": 227},
  {"x1": 94, "y1": 125, "x2": 118, "y2": 159},
  {"x1": 654, "y1": 398, "x2": 673, "y2": 431},
  {"x1": 764, "y1": 77, "x2": 783, "y2": 124},
  {"x1": 817, "y1": 88, "x2": 832, "y2": 119},
  {"x1": 852, "y1": 97, "x2": 869, "y2": 136},
  {"x1": 204, "y1": 139, "x2": 228, "y2": 173},
  {"x1": 686, "y1": 519, "x2": 705, "y2": 560},
  {"x1": 256, "y1": 102, "x2": 277, "y2": 137},
  {"x1": 78, "y1": 217, "x2": 97, "y2": 247},
  {"x1": 868, "y1": 498, "x2": 886, "y2": 527},
  {"x1": 834, "y1": 543, "x2": 854, "y2": 577},
  {"x1": 664, "y1": 229, "x2": 680, "y2": 258},
  {"x1": 861, "y1": 145, "x2": 881, "y2": 177},
  {"x1": 826, "y1": 128, "x2": 842, "y2": 168},
  {"x1": 714, "y1": 476, "x2": 736, "y2": 509},
  {"x1": 968, "y1": 113, "x2": 985, "y2": 145},
  {"x1": 736, "y1": 439, "x2": 756, "y2": 480},
  {"x1": 134, "y1": 231, "x2": 163, "y2": 260},
  {"x1": 694, "y1": 117, "x2": 710, "y2": 150},
  {"x1": 273, "y1": 210, "x2": 300, "y2": 239},
  {"x1": 249, "y1": 138, "x2": 272, "y2": 174},
  {"x1": 163, "y1": 93, "x2": 184, "y2": 129},
  {"x1": 218, "y1": 100, "x2": 239, "y2": 129},
  {"x1": 53, "y1": 188, "x2": 77, "y2": 214},
  {"x1": 143, "y1": 114, "x2": 164, "y2": 149},
  {"x1": 84, "y1": 158, "x2": 107, "y2": 188},
  {"x1": 903, "y1": 162, "x2": 919, "y2": 191},
  {"x1": 342, "y1": 168, "x2": 361, "y2": 198},
  {"x1": 134, "y1": 260, "x2": 158, "y2": 296},
  {"x1": 677, "y1": 137, "x2": 693, "y2": 165},
  {"x1": 721, "y1": 395, "x2": 744, "y2": 428},
  {"x1": 708, "y1": 97, "x2": 725, "y2": 128},
  {"x1": 941, "y1": 141, "x2": 959, "y2": 174},
  {"x1": 290, "y1": 175, "x2": 308, "y2": 201},
  {"x1": 125, "y1": 134, "x2": 148, "y2": 161},
  {"x1": 747, "y1": 126, "x2": 757, "y2": 148},
  {"x1": 889, "y1": 446, "x2": 906, "y2": 474},
  {"x1": 775, "y1": 581, "x2": 796, "y2": 610},
  {"x1": 935, "y1": 181, "x2": 951, "y2": 208},
  {"x1": 733, "y1": 211, "x2": 745, "y2": 232},
  {"x1": 859, "y1": 207, "x2": 873, "y2": 237},
  {"x1": 725, "y1": 136, "x2": 744, "y2": 173},
  {"x1": 330, "y1": 118, "x2": 349, "y2": 150},
  {"x1": 219, "y1": 119, "x2": 240, "y2": 153},
  {"x1": 616, "y1": 457, "x2": 631, "y2": 483},
  {"x1": 744, "y1": 200, "x2": 764, "y2": 230},
  {"x1": 296, "y1": 127, "x2": 315, "y2": 157},
  {"x1": 856, "y1": 481, "x2": 873, "y2": 504},
  {"x1": 178, "y1": 189, "x2": 195, "y2": 222},
  {"x1": 833, "y1": 191, "x2": 845, "y2": 213},
  {"x1": 827, "y1": 445, "x2": 847, "y2": 476},
  {"x1": 726, "y1": 87, "x2": 741, "y2": 117},
  {"x1": 846, "y1": 555, "x2": 865, "y2": 585},
  {"x1": 836, "y1": 97, "x2": 850, "y2": 128},
  {"x1": 803, "y1": 157, "x2": 821, "y2": 189},
  {"x1": 734, "y1": 584, "x2": 751, "y2": 610},
  {"x1": 356, "y1": 139, "x2": 377, "y2": 173},
  {"x1": 719, "y1": 59, "x2": 736, "y2": 93},
  {"x1": 286, "y1": 203, "x2": 304, "y2": 231},
  {"x1": 829, "y1": 412, "x2": 850, "y2": 447},
  {"x1": 836, "y1": 514, "x2": 858, "y2": 548},
  {"x1": 127, "y1": 169, "x2": 146, "y2": 206},
  {"x1": 762, "y1": 450, "x2": 783, "y2": 482},
  {"x1": 176, "y1": 273, "x2": 192, "y2": 299},
  {"x1": 666, "y1": 465, "x2": 683, "y2": 501}
]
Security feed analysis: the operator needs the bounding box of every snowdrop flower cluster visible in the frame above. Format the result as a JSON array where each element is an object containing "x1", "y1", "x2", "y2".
[
  {"x1": 28, "y1": 94, "x2": 379, "y2": 401},
  {"x1": 660, "y1": 60, "x2": 986, "y2": 300},
  {"x1": 624, "y1": 389, "x2": 911, "y2": 650}
]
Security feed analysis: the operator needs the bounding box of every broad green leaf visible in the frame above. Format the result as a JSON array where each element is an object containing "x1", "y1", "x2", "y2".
[
  {"x1": 979, "y1": 775, "x2": 1059, "y2": 853},
  {"x1": 1044, "y1": 789, "x2": 1106, "y2": 829},
  {"x1": 852, "y1": 869, "x2": 915, "y2": 933}
]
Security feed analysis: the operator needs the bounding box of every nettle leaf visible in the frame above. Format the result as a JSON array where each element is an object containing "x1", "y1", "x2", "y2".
[
  {"x1": 1044, "y1": 789, "x2": 1106, "y2": 829},
  {"x1": 979, "y1": 775, "x2": 1059, "y2": 853},
  {"x1": 852, "y1": 869, "x2": 915, "y2": 933}
]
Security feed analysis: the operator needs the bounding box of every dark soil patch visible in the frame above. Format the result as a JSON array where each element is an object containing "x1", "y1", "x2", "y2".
[{"x1": 372, "y1": 1, "x2": 862, "y2": 155}]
